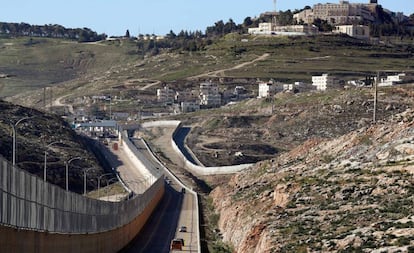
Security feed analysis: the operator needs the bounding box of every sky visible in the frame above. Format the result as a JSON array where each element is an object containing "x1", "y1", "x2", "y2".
[{"x1": 1, "y1": 1, "x2": 412, "y2": 36}]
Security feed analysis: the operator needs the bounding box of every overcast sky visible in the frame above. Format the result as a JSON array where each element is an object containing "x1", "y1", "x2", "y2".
[{"x1": 1, "y1": 1, "x2": 412, "y2": 36}]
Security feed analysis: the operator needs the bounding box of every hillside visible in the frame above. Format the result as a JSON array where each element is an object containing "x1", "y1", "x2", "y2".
[
  {"x1": 1, "y1": 34, "x2": 413, "y2": 106},
  {"x1": 0, "y1": 100, "x2": 105, "y2": 193},
  {"x1": 210, "y1": 109, "x2": 414, "y2": 252},
  {"x1": 1, "y1": 33, "x2": 414, "y2": 252},
  {"x1": 177, "y1": 85, "x2": 412, "y2": 166}
]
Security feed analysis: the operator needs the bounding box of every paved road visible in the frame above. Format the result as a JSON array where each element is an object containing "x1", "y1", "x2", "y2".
[
  {"x1": 99, "y1": 135, "x2": 199, "y2": 252},
  {"x1": 100, "y1": 139, "x2": 150, "y2": 194},
  {"x1": 139, "y1": 126, "x2": 200, "y2": 252},
  {"x1": 121, "y1": 184, "x2": 183, "y2": 253}
]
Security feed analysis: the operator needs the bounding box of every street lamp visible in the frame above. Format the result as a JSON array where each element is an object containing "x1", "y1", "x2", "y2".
[
  {"x1": 44, "y1": 141, "x2": 62, "y2": 182},
  {"x1": 10, "y1": 116, "x2": 34, "y2": 166},
  {"x1": 83, "y1": 167, "x2": 97, "y2": 195},
  {"x1": 98, "y1": 173, "x2": 116, "y2": 198},
  {"x1": 105, "y1": 177, "x2": 119, "y2": 201},
  {"x1": 65, "y1": 157, "x2": 81, "y2": 191}
]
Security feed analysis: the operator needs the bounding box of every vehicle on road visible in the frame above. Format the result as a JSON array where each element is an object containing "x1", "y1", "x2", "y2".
[
  {"x1": 179, "y1": 226, "x2": 187, "y2": 232},
  {"x1": 171, "y1": 238, "x2": 184, "y2": 250}
]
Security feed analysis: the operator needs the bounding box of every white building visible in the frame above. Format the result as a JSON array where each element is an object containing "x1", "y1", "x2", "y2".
[
  {"x1": 377, "y1": 73, "x2": 406, "y2": 87},
  {"x1": 312, "y1": 74, "x2": 337, "y2": 91},
  {"x1": 334, "y1": 25, "x2": 370, "y2": 39},
  {"x1": 294, "y1": 9, "x2": 315, "y2": 24},
  {"x1": 157, "y1": 86, "x2": 175, "y2": 103},
  {"x1": 294, "y1": 0, "x2": 376, "y2": 25},
  {"x1": 199, "y1": 82, "x2": 221, "y2": 107},
  {"x1": 248, "y1": 23, "x2": 318, "y2": 36},
  {"x1": 283, "y1": 84, "x2": 294, "y2": 91},
  {"x1": 258, "y1": 82, "x2": 277, "y2": 98}
]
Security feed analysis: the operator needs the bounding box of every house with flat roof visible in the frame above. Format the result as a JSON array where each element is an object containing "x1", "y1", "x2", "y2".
[
  {"x1": 258, "y1": 82, "x2": 277, "y2": 98},
  {"x1": 199, "y1": 81, "x2": 221, "y2": 107},
  {"x1": 334, "y1": 25, "x2": 370, "y2": 39},
  {"x1": 312, "y1": 74, "x2": 338, "y2": 91}
]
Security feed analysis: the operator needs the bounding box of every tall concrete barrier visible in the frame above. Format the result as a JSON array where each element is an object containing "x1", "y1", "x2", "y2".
[
  {"x1": 0, "y1": 128, "x2": 165, "y2": 253},
  {"x1": 0, "y1": 179, "x2": 164, "y2": 253},
  {"x1": 142, "y1": 120, "x2": 253, "y2": 175}
]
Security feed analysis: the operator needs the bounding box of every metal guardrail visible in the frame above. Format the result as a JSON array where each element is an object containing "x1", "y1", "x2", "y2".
[{"x1": 0, "y1": 153, "x2": 164, "y2": 234}]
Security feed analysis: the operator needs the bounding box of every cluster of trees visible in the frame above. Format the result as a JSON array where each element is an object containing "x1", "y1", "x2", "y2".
[
  {"x1": 134, "y1": 30, "x2": 213, "y2": 56},
  {"x1": 369, "y1": 6, "x2": 414, "y2": 37},
  {"x1": 0, "y1": 22, "x2": 107, "y2": 42}
]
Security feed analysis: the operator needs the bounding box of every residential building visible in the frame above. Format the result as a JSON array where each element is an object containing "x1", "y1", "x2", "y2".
[
  {"x1": 312, "y1": 74, "x2": 337, "y2": 91},
  {"x1": 294, "y1": 0, "x2": 376, "y2": 25},
  {"x1": 234, "y1": 86, "x2": 247, "y2": 96},
  {"x1": 258, "y1": 82, "x2": 277, "y2": 98},
  {"x1": 377, "y1": 73, "x2": 406, "y2": 87},
  {"x1": 199, "y1": 81, "x2": 221, "y2": 107},
  {"x1": 181, "y1": 101, "x2": 201, "y2": 113},
  {"x1": 334, "y1": 25, "x2": 370, "y2": 39},
  {"x1": 248, "y1": 23, "x2": 318, "y2": 36},
  {"x1": 293, "y1": 9, "x2": 315, "y2": 24},
  {"x1": 157, "y1": 86, "x2": 175, "y2": 103},
  {"x1": 175, "y1": 90, "x2": 197, "y2": 103},
  {"x1": 283, "y1": 84, "x2": 294, "y2": 91}
]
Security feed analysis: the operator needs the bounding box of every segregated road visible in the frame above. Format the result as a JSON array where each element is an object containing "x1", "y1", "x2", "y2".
[{"x1": 102, "y1": 137, "x2": 199, "y2": 253}]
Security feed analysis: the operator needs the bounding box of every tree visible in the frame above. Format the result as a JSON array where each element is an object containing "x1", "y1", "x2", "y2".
[
  {"x1": 125, "y1": 29, "x2": 130, "y2": 38},
  {"x1": 277, "y1": 10, "x2": 294, "y2": 26},
  {"x1": 166, "y1": 30, "x2": 176, "y2": 39},
  {"x1": 243, "y1": 17, "x2": 253, "y2": 27},
  {"x1": 313, "y1": 18, "x2": 333, "y2": 32}
]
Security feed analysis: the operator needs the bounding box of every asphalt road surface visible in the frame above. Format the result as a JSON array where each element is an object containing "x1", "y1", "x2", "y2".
[{"x1": 120, "y1": 184, "x2": 183, "y2": 253}]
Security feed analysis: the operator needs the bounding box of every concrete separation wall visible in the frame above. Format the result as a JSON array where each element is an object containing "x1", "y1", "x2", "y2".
[
  {"x1": 0, "y1": 181, "x2": 164, "y2": 253},
  {"x1": 0, "y1": 126, "x2": 166, "y2": 252},
  {"x1": 143, "y1": 120, "x2": 253, "y2": 175}
]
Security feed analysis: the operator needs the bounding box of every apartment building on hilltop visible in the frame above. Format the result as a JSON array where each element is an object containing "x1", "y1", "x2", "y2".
[{"x1": 294, "y1": 0, "x2": 376, "y2": 25}]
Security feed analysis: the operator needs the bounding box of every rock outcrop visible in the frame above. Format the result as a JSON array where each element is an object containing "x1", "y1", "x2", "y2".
[{"x1": 211, "y1": 109, "x2": 414, "y2": 252}]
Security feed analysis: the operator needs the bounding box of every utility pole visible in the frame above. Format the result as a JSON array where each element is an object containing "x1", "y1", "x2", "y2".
[
  {"x1": 373, "y1": 71, "x2": 379, "y2": 124},
  {"x1": 43, "y1": 87, "x2": 46, "y2": 110}
]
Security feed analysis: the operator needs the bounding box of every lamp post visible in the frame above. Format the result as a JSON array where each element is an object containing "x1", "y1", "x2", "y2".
[
  {"x1": 83, "y1": 167, "x2": 97, "y2": 195},
  {"x1": 11, "y1": 116, "x2": 33, "y2": 166},
  {"x1": 65, "y1": 157, "x2": 81, "y2": 191},
  {"x1": 44, "y1": 141, "x2": 62, "y2": 182},
  {"x1": 105, "y1": 177, "x2": 119, "y2": 201},
  {"x1": 98, "y1": 173, "x2": 116, "y2": 198}
]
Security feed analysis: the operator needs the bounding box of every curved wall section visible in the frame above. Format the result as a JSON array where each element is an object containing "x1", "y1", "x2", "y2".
[
  {"x1": 0, "y1": 151, "x2": 165, "y2": 252},
  {"x1": 0, "y1": 182, "x2": 164, "y2": 253}
]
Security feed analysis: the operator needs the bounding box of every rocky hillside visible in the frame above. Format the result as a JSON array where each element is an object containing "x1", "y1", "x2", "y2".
[
  {"x1": 211, "y1": 109, "x2": 414, "y2": 252},
  {"x1": 0, "y1": 100, "x2": 105, "y2": 193},
  {"x1": 186, "y1": 86, "x2": 413, "y2": 167}
]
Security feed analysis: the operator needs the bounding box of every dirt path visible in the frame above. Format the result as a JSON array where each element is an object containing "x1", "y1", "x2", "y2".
[
  {"x1": 51, "y1": 93, "x2": 75, "y2": 114},
  {"x1": 188, "y1": 53, "x2": 270, "y2": 80},
  {"x1": 139, "y1": 80, "x2": 161, "y2": 90}
]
